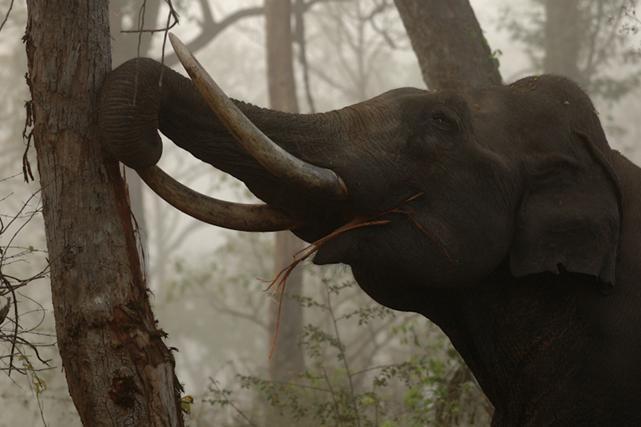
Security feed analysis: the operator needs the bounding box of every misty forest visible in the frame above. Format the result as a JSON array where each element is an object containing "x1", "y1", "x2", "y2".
[{"x1": 1, "y1": 1, "x2": 641, "y2": 426}]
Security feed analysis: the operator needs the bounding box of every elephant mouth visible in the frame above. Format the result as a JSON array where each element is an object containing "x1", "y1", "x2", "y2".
[
  {"x1": 309, "y1": 192, "x2": 426, "y2": 265},
  {"x1": 266, "y1": 215, "x2": 393, "y2": 273},
  {"x1": 312, "y1": 226, "x2": 363, "y2": 265}
]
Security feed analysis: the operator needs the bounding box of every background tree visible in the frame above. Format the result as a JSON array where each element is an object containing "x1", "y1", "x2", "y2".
[
  {"x1": 265, "y1": 0, "x2": 307, "y2": 405},
  {"x1": 543, "y1": 0, "x2": 583, "y2": 81},
  {"x1": 499, "y1": 0, "x2": 641, "y2": 159},
  {"x1": 504, "y1": 0, "x2": 641, "y2": 99}
]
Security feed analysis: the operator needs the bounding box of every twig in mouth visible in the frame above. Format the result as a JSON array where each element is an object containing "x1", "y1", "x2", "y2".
[
  {"x1": 387, "y1": 207, "x2": 455, "y2": 265},
  {"x1": 266, "y1": 192, "x2": 428, "y2": 359},
  {"x1": 267, "y1": 217, "x2": 391, "y2": 359},
  {"x1": 266, "y1": 191, "x2": 456, "y2": 358}
]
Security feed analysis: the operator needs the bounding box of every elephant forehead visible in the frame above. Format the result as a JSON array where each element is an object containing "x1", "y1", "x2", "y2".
[
  {"x1": 467, "y1": 89, "x2": 506, "y2": 115},
  {"x1": 467, "y1": 89, "x2": 577, "y2": 154}
]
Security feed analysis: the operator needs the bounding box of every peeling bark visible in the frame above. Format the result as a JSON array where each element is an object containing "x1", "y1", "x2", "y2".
[{"x1": 24, "y1": 1, "x2": 183, "y2": 425}]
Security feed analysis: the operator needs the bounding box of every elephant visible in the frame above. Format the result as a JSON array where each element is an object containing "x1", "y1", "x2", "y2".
[{"x1": 98, "y1": 35, "x2": 641, "y2": 426}]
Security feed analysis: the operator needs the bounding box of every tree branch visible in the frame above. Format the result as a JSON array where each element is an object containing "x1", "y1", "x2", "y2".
[
  {"x1": 0, "y1": 0, "x2": 14, "y2": 33},
  {"x1": 162, "y1": 0, "x2": 347, "y2": 67},
  {"x1": 163, "y1": 5, "x2": 264, "y2": 67}
]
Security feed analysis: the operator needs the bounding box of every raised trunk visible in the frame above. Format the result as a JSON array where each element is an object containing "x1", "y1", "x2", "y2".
[
  {"x1": 25, "y1": 1, "x2": 183, "y2": 425},
  {"x1": 98, "y1": 59, "x2": 349, "y2": 235},
  {"x1": 394, "y1": 0, "x2": 502, "y2": 89}
]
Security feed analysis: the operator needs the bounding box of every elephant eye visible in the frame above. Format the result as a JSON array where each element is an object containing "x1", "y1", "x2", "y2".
[{"x1": 431, "y1": 110, "x2": 459, "y2": 133}]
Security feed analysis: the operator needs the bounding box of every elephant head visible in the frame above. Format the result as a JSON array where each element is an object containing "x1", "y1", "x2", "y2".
[
  {"x1": 99, "y1": 35, "x2": 641, "y2": 424},
  {"x1": 99, "y1": 35, "x2": 621, "y2": 312}
]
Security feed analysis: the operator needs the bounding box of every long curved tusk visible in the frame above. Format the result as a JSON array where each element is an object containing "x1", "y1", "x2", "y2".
[
  {"x1": 137, "y1": 166, "x2": 301, "y2": 232},
  {"x1": 168, "y1": 33, "x2": 348, "y2": 201}
]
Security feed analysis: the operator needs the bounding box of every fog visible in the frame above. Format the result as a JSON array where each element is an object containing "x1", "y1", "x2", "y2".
[{"x1": 1, "y1": 1, "x2": 639, "y2": 426}]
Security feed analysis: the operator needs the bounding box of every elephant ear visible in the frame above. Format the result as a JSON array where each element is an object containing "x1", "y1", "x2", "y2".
[{"x1": 509, "y1": 131, "x2": 622, "y2": 286}]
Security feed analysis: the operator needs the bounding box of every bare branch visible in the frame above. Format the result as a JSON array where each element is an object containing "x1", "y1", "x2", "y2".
[
  {"x1": 0, "y1": 0, "x2": 14, "y2": 33},
  {"x1": 161, "y1": 0, "x2": 347, "y2": 67},
  {"x1": 163, "y1": 5, "x2": 264, "y2": 67},
  {"x1": 0, "y1": 297, "x2": 9, "y2": 326},
  {"x1": 1, "y1": 186, "x2": 51, "y2": 377}
]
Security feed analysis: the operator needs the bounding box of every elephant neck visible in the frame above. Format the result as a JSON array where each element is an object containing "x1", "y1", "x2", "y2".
[
  {"x1": 441, "y1": 270, "x2": 620, "y2": 426},
  {"x1": 444, "y1": 153, "x2": 641, "y2": 425}
]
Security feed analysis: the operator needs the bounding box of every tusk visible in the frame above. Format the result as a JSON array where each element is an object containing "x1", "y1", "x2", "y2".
[
  {"x1": 137, "y1": 166, "x2": 301, "y2": 232},
  {"x1": 168, "y1": 33, "x2": 348, "y2": 201}
]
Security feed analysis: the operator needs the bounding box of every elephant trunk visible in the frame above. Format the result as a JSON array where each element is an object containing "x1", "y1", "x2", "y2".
[
  {"x1": 98, "y1": 58, "x2": 164, "y2": 169},
  {"x1": 98, "y1": 54, "x2": 349, "y2": 232}
]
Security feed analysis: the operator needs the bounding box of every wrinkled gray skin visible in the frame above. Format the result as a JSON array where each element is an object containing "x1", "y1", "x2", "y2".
[{"x1": 99, "y1": 58, "x2": 641, "y2": 426}]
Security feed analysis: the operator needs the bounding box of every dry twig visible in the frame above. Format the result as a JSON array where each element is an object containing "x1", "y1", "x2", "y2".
[
  {"x1": 0, "y1": 0, "x2": 15, "y2": 33},
  {"x1": 0, "y1": 188, "x2": 52, "y2": 376}
]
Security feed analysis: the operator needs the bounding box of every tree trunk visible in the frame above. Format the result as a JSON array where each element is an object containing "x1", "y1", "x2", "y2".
[
  {"x1": 543, "y1": 0, "x2": 584, "y2": 83},
  {"x1": 265, "y1": 0, "x2": 306, "y2": 396},
  {"x1": 24, "y1": 2, "x2": 183, "y2": 425},
  {"x1": 393, "y1": 0, "x2": 502, "y2": 89}
]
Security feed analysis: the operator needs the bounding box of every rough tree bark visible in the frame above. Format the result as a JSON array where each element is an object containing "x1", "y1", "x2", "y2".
[
  {"x1": 394, "y1": 0, "x2": 502, "y2": 89},
  {"x1": 265, "y1": 0, "x2": 306, "y2": 394},
  {"x1": 24, "y1": 1, "x2": 183, "y2": 425}
]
